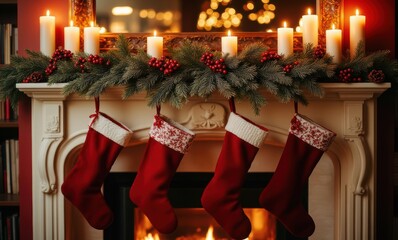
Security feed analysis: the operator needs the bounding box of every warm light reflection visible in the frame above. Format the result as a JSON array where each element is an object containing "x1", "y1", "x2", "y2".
[
  {"x1": 112, "y1": 6, "x2": 133, "y2": 16},
  {"x1": 99, "y1": 27, "x2": 107, "y2": 34},
  {"x1": 197, "y1": 0, "x2": 276, "y2": 31}
]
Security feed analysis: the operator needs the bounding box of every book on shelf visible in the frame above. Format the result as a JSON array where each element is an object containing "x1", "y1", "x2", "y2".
[
  {"x1": 0, "y1": 100, "x2": 3, "y2": 122},
  {"x1": 0, "y1": 212, "x2": 19, "y2": 240},
  {"x1": 0, "y1": 23, "x2": 17, "y2": 65},
  {"x1": 0, "y1": 139, "x2": 18, "y2": 194},
  {"x1": 0, "y1": 99, "x2": 17, "y2": 121}
]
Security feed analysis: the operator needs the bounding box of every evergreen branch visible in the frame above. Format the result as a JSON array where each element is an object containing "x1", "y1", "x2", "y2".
[
  {"x1": 238, "y1": 42, "x2": 268, "y2": 64},
  {"x1": 215, "y1": 75, "x2": 234, "y2": 98},
  {"x1": 115, "y1": 34, "x2": 132, "y2": 57},
  {"x1": 48, "y1": 60, "x2": 79, "y2": 84}
]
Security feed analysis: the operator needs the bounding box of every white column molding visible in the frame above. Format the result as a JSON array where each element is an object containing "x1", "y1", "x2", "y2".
[{"x1": 343, "y1": 100, "x2": 371, "y2": 240}]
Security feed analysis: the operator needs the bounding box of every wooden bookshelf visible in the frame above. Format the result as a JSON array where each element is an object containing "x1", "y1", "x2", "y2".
[
  {"x1": 0, "y1": 194, "x2": 19, "y2": 206},
  {"x1": 0, "y1": 120, "x2": 18, "y2": 128},
  {"x1": 0, "y1": 0, "x2": 17, "y2": 4}
]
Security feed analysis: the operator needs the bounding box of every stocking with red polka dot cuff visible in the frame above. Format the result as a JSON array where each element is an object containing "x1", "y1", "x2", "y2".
[
  {"x1": 259, "y1": 113, "x2": 336, "y2": 238},
  {"x1": 61, "y1": 112, "x2": 133, "y2": 229},
  {"x1": 201, "y1": 112, "x2": 268, "y2": 239},
  {"x1": 129, "y1": 115, "x2": 195, "y2": 234}
]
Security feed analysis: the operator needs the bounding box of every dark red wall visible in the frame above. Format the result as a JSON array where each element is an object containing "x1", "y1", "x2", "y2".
[{"x1": 343, "y1": 0, "x2": 395, "y2": 56}]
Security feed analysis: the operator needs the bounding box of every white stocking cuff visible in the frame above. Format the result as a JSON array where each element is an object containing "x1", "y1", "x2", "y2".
[
  {"x1": 150, "y1": 115, "x2": 195, "y2": 154},
  {"x1": 225, "y1": 112, "x2": 268, "y2": 148},
  {"x1": 90, "y1": 113, "x2": 133, "y2": 147},
  {"x1": 289, "y1": 114, "x2": 336, "y2": 151}
]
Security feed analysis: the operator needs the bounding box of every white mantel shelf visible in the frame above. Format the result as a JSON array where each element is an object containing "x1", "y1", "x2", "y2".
[
  {"x1": 16, "y1": 82, "x2": 391, "y2": 240},
  {"x1": 17, "y1": 82, "x2": 390, "y2": 101}
]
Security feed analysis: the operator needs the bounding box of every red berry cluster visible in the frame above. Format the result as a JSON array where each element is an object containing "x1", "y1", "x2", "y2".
[
  {"x1": 22, "y1": 72, "x2": 44, "y2": 83},
  {"x1": 338, "y1": 68, "x2": 362, "y2": 82},
  {"x1": 74, "y1": 55, "x2": 111, "y2": 73},
  {"x1": 368, "y1": 69, "x2": 385, "y2": 83},
  {"x1": 74, "y1": 57, "x2": 87, "y2": 73},
  {"x1": 45, "y1": 49, "x2": 74, "y2": 75},
  {"x1": 283, "y1": 61, "x2": 299, "y2": 73},
  {"x1": 314, "y1": 45, "x2": 326, "y2": 59},
  {"x1": 87, "y1": 54, "x2": 111, "y2": 66},
  {"x1": 200, "y1": 52, "x2": 228, "y2": 75},
  {"x1": 148, "y1": 56, "x2": 180, "y2": 75},
  {"x1": 260, "y1": 51, "x2": 281, "y2": 62}
]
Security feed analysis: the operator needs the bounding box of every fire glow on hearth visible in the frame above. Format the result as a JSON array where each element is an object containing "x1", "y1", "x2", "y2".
[{"x1": 135, "y1": 208, "x2": 276, "y2": 240}]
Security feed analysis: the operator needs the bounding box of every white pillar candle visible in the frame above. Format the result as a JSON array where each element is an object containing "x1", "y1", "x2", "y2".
[
  {"x1": 326, "y1": 24, "x2": 342, "y2": 64},
  {"x1": 302, "y1": 8, "x2": 318, "y2": 48},
  {"x1": 147, "y1": 31, "x2": 163, "y2": 58},
  {"x1": 221, "y1": 30, "x2": 238, "y2": 57},
  {"x1": 64, "y1": 21, "x2": 80, "y2": 53},
  {"x1": 39, "y1": 10, "x2": 55, "y2": 57},
  {"x1": 350, "y1": 9, "x2": 366, "y2": 57},
  {"x1": 277, "y1": 21, "x2": 294, "y2": 57},
  {"x1": 84, "y1": 21, "x2": 100, "y2": 55}
]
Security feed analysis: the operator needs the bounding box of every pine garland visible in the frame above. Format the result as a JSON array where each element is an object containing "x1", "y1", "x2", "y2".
[{"x1": 0, "y1": 36, "x2": 397, "y2": 114}]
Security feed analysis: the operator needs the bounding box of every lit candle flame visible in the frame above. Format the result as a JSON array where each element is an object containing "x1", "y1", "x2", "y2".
[
  {"x1": 90, "y1": 21, "x2": 94, "y2": 27},
  {"x1": 70, "y1": 20, "x2": 74, "y2": 27},
  {"x1": 283, "y1": 21, "x2": 287, "y2": 28},
  {"x1": 332, "y1": 23, "x2": 335, "y2": 30},
  {"x1": 154, "y1": 30, "x2": 157, "y2": 37},
  {"x1": 46, "y1": 10, "x2": 50, "y2": 16},
  {"x1": 307, "y1": 8, "x2": 312, "y2": 15},
  {"x1": 356, "y1": 9, "x2": 359, "y2": 16},
  {"x1": 227, "y1": 30, "x2": 231, "y2": 37},
  {"x1": 206, "y1": 225, "x2": 214, "y2": 240}
]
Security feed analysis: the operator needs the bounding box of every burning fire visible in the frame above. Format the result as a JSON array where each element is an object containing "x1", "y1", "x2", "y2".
[
  {"x1": 143, "y1": 225, "x2": 251, "y2": 240},
  {"x1": 144, "y1": 233, "x2": 160, "y2": 240},
  {"x1": 205, "y1": 225, "x2": 214, "y2": 240}
]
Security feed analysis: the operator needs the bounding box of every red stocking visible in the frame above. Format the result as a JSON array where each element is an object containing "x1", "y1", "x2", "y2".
[
  {"x1": 61, "y1": 110, "x2": 133, "y2": 229},
  {"x1": 201, "y1": 111, "x2": 268, "y2": 239},
  {"x1": 259, "y1": 113, "x2": 336, "y2": 238},
  {"x1": 130, "y1": 114, "x2": 195, "y2": 234}
]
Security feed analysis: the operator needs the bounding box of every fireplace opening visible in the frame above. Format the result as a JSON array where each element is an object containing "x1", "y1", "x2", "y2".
[{"x1": 104, "y1": 173, "x2": 308, "y2": 240}]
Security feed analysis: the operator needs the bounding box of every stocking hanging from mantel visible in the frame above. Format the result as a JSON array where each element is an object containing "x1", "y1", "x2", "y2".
[
  {"x1": 201, "y1": 98, "x2": 269, "y2": 239},
  {"x1": 130, "y1": 105, "x2": 196, "y2": 234},
  {"x1": 259, "y1": 103, "x2": 336, "y2": 238},
  {"x1": 61, "y1": 97, "x2": 133, "y2": 229}
]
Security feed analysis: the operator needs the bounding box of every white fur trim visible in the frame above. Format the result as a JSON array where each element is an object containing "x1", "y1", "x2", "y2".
[
  {"x1": 90, "y1": 113, "x2": 133, "y2": 146},
  {"x1": 150, "y1": 115, "x2": 195, "y2": 154},
  {"x1": 225, "y1": 112, "x2": 268, "y2": 148},
  {"x1": 289, "y1": 114, "x2": 336, "y2": 151}
]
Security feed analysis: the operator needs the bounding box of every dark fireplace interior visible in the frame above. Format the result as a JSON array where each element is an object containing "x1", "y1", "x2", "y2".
[{"x1": 104, "y1": 173, "x2": 307, "y2": 240}]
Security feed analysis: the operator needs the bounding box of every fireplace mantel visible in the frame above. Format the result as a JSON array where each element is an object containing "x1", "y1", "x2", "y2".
[{"x1": 17, "y1": 82, "x2": 390, "y2": 240}]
